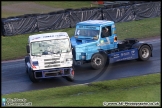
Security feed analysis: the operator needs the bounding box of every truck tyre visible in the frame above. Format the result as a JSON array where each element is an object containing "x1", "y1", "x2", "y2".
[
  {"x1": 28, "y1": 67, "x2": 39, "y2": 83},
  {"x1": 25, "y1": 56, "x2": 29, "y2": 73},
  {"x1": 66, "y1": 69, "x2": 74, "y2": 82},
  {"x1": 25, "y1": 63, "x2": 28, "y2": 73},
  {"x1": 138, "y1": 45, "x2": 151, "y2": 61},
  {"x1": 91, "y1": 53, "x2": 105, "y2": 70}
]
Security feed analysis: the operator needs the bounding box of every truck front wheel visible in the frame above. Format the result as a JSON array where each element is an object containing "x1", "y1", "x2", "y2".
[
  {"x1": 25, "y1": 63, "x2": 28, "y2": 73},
  {"x1": 28, "y1": 67, "x2": 39, "y2": 83},
  {"x1": 25, "y1": 56, "x2": 29, "y2": 73},
  {"x1": 138, "y1": 45, "x2": 151, "y2": 61},
  {"x1": 91, "y1": 53, "x2": 105, "y2": 70},
  {"x1": 65, "y1": 69, "x2": 74, "y2": 82}
]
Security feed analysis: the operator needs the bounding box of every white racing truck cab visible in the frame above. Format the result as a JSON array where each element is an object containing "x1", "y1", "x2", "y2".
[{"x1": 25, "y1": 32, "x2": 74, "y2": 83}]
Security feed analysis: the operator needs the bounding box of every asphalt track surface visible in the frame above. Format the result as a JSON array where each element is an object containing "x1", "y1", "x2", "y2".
[{"x1": 1, "y1": 38, "x2": 161, "y2": 95}]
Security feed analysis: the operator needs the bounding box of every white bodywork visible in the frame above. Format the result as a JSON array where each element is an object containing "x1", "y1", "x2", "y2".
[{"x1": 28, "y1": 32, "x2": 73, "y2": 70}]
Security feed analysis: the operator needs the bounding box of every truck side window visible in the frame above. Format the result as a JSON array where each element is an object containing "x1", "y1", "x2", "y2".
[{"x1": 101, "y1": 26, "x2": 111, "y2": 38}]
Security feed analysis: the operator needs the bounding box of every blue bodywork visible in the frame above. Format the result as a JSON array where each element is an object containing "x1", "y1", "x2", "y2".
[
  {"x1": 108, "y1": 48, "x2": 138, "y2": 63},
  {"x1": 70, "y1": 20, "x2": 118, "y2": 61}
]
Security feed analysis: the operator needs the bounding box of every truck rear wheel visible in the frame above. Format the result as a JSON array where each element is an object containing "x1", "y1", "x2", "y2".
[
  {"x1": 28, "y1": 67, "x2": 39, "y2": 83},
  {"x1": 91, "y1": 53, "x2": 105, "y2": 70},
  {"x1": 65, "y1": 69, "x2": 74, "y2": 82},
  {"x1": 138, "y1": 45, "x2": 151, "y2": 61}
]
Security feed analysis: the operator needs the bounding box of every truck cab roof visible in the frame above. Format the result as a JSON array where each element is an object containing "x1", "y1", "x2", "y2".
[
  {"x1": 77, "y1": 20, "x2": 114, "y2": 26},
  {"x1": 28, "y1": 32, "x2": 69, "y2": 43}
]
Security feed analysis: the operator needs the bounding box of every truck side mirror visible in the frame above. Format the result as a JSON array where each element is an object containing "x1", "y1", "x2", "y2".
[{"x1": 26, "y1": 44, "x2": 30, "y2": 53}]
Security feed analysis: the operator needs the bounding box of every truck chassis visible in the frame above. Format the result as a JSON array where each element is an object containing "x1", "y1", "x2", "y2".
[{"x1": 74, "y1": 38, "x2": 153, "y2": 70}]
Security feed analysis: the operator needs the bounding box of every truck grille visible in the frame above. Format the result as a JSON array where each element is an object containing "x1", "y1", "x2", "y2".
[
  {"x1": 44, "y1": 58, "x2": 60, "y2": 61},
  {"x1": 44, "y1": 58, "x2": 61, "y2": 68}
]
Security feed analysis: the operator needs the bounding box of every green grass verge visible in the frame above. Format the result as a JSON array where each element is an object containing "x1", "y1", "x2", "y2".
[
  {"x1": 1, "y1": 1, "x2": 99, "y2": 18},
  {"x1": 35, "y1": 1, "x2": 98, "y2": 9},
  {"x1": 1, "y1": 17, "x2": 160, "y2": 61},
  {"x1": 116, "y1": 17, "x2": 161, "y2": 40},
  {"x1": 1, "y1": 1, "x2": 23, "y2": 6},
  {"x1": 2, "y1": 73, "x2": 160, "y2": 107},
  {"x1": 1, "y1": 1, "x2": 98, "y2": 9}
]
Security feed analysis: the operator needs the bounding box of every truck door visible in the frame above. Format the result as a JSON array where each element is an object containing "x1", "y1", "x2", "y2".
[{"x1": 99, "y1": 26, "x2": 114, "y2": 50}]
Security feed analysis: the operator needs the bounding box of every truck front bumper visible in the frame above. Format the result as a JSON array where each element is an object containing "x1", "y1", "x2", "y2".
[{"x1": 33, "y1": 67, "x2": 73, "y2": 79}]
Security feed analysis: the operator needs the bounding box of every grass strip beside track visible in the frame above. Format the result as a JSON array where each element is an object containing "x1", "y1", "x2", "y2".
[{"x1": 2, "y1": 73, "x2": 160, "y2": 107}]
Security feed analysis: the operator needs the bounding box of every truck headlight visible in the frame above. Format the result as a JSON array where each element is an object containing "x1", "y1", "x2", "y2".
[
  {"x1": 32, "y1": 61, "x2": 38, "y2": 66},
  {"x1": 81, "y1": 53, "x2": 86, "y2": 60},
  {"x1": 31, "y1": 61, "x2": 38, "y2": 69}
]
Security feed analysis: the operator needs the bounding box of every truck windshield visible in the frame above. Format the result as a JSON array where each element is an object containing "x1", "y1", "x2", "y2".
[
  {"x1": 75, "y1": 29, "x2": 99, "y2": 37},
  {"x1": 31, "y1": 38, "x2": 71, "y2": 56}
]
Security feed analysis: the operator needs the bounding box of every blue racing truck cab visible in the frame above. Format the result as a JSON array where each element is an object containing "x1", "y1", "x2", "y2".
[{"x1": 70, "y1": 20, "x2": 153, "y2": 70}]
